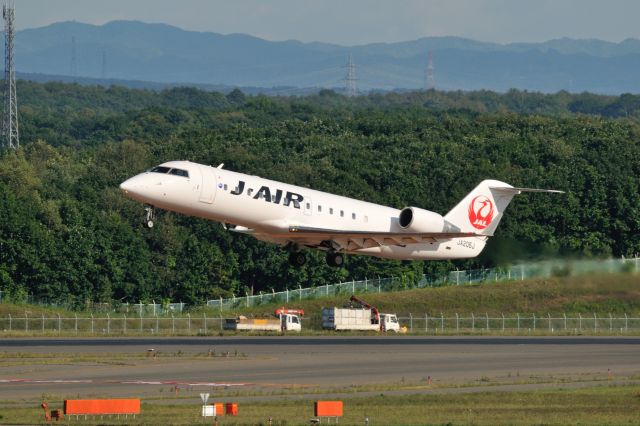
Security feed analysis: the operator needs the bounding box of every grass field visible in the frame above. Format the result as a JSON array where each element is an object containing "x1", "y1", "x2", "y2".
[{"x1": 1, "y1": 384, "x2": 639, "y2": 425}]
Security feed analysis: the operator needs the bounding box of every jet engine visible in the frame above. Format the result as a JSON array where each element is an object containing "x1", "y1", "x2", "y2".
[{"x1": 398, "y1": 207, "x2": 445, "y2": 233}]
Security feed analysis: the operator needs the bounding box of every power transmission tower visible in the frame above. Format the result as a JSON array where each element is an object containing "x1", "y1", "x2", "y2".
[
  {"x1": 70, "y1": 36, "x2": 77, "y2": 78},
  {"x1": 425, "y1": 50, "x2": 435, "y2": 90},
  {"x1": 344, "y1": 53, "x2": 357, "y2": 97},
  {"x1": 2, "y1": 1, "x2": 18, "y2": 149},
  {"x1": 101, "y1": 49, "x2": 107, "y2": 79}
]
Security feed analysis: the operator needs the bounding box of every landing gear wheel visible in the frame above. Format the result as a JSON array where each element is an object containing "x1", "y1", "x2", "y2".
[
  {"x1": 326, "y1": 252, "x2": 344, "y2": 267},
  {"x1": 143, "y1": 205, "x2": 155, "y2": 229},
  {"x1": 288, "y1": 251, "x2": 306, "y2": 267}
]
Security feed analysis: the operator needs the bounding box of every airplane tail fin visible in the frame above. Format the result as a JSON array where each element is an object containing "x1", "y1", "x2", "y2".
[{"x1": 444, "y1": 180, "x2": 563, "y2": 237}]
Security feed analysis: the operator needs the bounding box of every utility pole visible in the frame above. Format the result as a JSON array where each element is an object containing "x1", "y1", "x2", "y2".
[
  {"x1": 425, "y1": 50, "x2": 435, "y2": 90},
  {"x1": 2, "y1": 1, "x2": 18, "y2": 149},
  {"x1": 344, "y1": 53, "x2": 357, "y2": 97}
]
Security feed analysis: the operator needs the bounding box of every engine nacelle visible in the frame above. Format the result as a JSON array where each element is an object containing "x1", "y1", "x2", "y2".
[{"x1": 398, "y1": 207, "x2": 445, "y2": 233}]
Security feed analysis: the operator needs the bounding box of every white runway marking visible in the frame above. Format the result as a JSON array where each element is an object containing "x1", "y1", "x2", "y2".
[
  {"x1": 0, "y1": 378, "x2": 251, "y2": 386},
  {"x1": 0, "y1": 379, "x2": 92, "y2": 384}
]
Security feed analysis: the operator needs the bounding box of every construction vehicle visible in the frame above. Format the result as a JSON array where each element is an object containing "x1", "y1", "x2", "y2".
[
  {"x1": 321, "y1": 295, "x2": 400, "y2": 332},
  {"x1": 223, "y1": 309, "x2": 302, "y2": 332},
  {"x1": 274, "y1": 307, "x2": 305, "y2": 317}
]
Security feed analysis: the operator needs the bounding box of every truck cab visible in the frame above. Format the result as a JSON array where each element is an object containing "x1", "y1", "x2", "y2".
[
  {"x1": 380, "y1": 313, "x2": 400, "y2": 332},
  {"x1": 280, "y1": 314, "x2": 302, "y2": 332}
]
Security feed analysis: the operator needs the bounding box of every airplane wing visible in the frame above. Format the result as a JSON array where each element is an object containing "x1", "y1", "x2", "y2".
[
  {"x1": 283, "y1": 225, "x2": 484, "y2": 250},
  {"x1": 230, "y1": 224, "x2": 483, "y2": 250},
  {"x1": 287, "y1": 225, "x2": 480, "y2": 240}
]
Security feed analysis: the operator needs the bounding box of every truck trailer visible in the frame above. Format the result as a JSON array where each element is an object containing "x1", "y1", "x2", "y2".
[{"x1": 321, "y1": 307, "x2": 400, "y2": 332}]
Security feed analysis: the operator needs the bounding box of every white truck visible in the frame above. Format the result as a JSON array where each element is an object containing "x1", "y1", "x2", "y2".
[
  {"x1": 223, "y1": 312, "x2": 302, "y2": 332},
  {"x1": 321, "y1": 307, "x2": 400, "y2": 332}
]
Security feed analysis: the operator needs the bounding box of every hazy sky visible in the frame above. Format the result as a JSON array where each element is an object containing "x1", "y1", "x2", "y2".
[{"x1": 15, "y1": 0, "x2": 640, "y2": 45}]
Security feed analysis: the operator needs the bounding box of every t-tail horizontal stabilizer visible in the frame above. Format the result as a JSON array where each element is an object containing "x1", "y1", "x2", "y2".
[{"x1": 489, "y1": 186, "x2": 565, "y2": 194}]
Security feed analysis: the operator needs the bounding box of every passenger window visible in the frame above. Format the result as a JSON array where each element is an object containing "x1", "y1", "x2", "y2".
[
  {"x1": 329, "y1": 208, "x2": 333, "y2": 215},
  {"x1": 292, "y1": 317, "x2": 299, "y2": 324},
  {"x1": 223, "y1": 184, "x2": 228, "y2": 191},
  {"x1": 318, "y1": 205, "x2": 322, "y2": 213},
  {"x1": 306, "y1": 202, "x2": 311, "y2": 210},
  {"x1": 340, "y1": 210, "x2": 344, "y2": 217},
  {"x1": 248, "y1": 188, "x2": 253, "y2": 196},
  {"x1": 352, "y1": 213, "x2": 356, "y2": 220}
]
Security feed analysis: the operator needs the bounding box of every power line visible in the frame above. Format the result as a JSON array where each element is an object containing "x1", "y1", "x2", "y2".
[{"x1": 2, "y1": 1, "x2": 18, "y2": 149}]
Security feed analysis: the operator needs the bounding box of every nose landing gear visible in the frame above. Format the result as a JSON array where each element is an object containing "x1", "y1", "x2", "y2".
[{"x1": 143, "y1": 205, "x2": 155, "y2": 228}]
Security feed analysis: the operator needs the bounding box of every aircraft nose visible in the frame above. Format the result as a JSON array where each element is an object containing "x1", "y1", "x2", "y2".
[
  {"x1": 119, "y1": 177, "x2": 142, "y2": 198},
  {"x1": 119, "y1": 179, "x2": 133, "y2": 194},
  {"x1": 120, "y1": 174, "x2": 155, "y2": 203}
]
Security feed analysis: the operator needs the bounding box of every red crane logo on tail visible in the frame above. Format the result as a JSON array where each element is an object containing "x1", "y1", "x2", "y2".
[{"x1": 468, "y1": 195, "x2": 494, "y2": 230}]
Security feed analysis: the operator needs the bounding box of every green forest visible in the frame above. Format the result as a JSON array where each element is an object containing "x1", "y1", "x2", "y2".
[{"x1": 1, "y1": 81, "x2": 639, "y2": 307}]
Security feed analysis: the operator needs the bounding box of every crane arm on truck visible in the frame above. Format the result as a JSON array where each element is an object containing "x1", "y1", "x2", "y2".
[
  {"x1": 349, "y1": 295, "x2": 380, "y2": 323},
  {"x1": 275, "y1": 308, "x2": 305, "y2": 317}
]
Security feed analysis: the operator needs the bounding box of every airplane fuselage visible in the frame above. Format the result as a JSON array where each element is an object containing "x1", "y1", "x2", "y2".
[{"x1": 120, "y1": 160, "x2": 491, "y2": 261}]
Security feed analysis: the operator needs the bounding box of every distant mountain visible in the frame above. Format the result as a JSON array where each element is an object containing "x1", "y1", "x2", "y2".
[{"x1": 8, "y1": 20, "x2": 640, "y2": 94}]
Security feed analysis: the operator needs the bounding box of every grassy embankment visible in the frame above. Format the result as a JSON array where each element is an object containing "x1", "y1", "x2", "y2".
[
  {"x1": 219, "y1": 272, "x2": 640, "y2": 317},
  {"x1": 1, "y1": 272, "x2": 639, "y2": 336}
]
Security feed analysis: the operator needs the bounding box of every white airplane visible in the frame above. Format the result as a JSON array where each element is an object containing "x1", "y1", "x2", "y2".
[{"x1": 120, "y1": 161, "x2": 562, "y2": 267}]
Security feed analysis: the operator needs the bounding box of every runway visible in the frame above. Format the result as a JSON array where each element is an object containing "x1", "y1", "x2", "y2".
[
  {"x1": 1, "y1": 336, "x2": 638, "y2": 401},
  {"x1": 3, "y1": 336, "x2": 640, "y2": 347}
]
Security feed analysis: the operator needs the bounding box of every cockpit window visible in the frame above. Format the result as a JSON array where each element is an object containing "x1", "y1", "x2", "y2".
[
  {"x1": 149, "y1": 166, "x2": 189, "y2": 178},
  {"x1": 150, "y1": 166, "x2": 171, "y2": 174},
  {"x1": 169, "y1": 168, "x2": 189, "y2": 178}
]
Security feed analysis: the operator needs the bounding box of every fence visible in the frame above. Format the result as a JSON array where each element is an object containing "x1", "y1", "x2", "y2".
[
  {"x1": 206, "y1": 257, "x2": 640, "y2": 310},
  {"x1": 0, "y1": 313, "x2": 224, "y2": 335},
  {"x1": 2, "y1": 313, "x2": 639, "y2": 335},
  {"x1": 400, "y1": 313, "x2": 640, "y2": 334}
]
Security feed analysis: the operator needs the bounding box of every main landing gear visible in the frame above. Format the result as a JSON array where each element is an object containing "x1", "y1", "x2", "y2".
[
  {"x1": 326, "y1": 252, "x2": 344, "y2": 267},
  {"x1": 143, "y1": 205, "x2": 155, "y2": 228},
  {"x1": 288, "y1": 251, "x2": 307, "y2": 267},
  {"x1": 287, "y1": 251, "x2": 345, "y2": 268}
]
